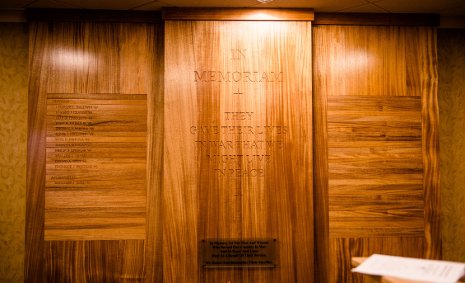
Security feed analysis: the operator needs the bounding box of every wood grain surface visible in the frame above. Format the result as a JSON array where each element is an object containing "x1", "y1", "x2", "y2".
[
  {"x1": 313, "y1": 13, "x2": 439, "y2": 26},
  {"x1": 26, "y1": 21, "x2": 163, "y2": 282},
  {"x1": 313, "y1": 25, "x2": 440, "y2": 283},
  {"x1": 163, "y1": 8, "x2": 314, "y2": 21},
  {"x1": 164, "y1": 20, "x2": 313, "y2": 283},
  {"x1": 25, "y1": 11, "x2": 441, "y2": 283}
]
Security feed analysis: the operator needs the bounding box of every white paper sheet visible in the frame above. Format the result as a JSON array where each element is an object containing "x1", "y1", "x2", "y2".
[{"x1": 352, "y1": 254, "x2": 465, "y2": 283}]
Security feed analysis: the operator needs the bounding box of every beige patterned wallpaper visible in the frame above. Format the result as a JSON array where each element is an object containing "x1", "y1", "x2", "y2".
[
  {"x1": 0, "y1": 23, "x2": 28, "y2": 283},
  {"x1": 438, "y1": 29, "x2": 465, "y2": 262}
]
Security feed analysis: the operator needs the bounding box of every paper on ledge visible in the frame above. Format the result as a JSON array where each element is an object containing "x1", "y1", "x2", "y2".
[{"x1": 352, "y1": 254, "x2": 465, "y2": 283}]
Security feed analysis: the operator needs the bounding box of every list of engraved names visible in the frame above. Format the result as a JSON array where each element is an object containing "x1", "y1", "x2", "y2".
[{"x1": 46, "y1": 93, "x2": 147, "y2": 187}]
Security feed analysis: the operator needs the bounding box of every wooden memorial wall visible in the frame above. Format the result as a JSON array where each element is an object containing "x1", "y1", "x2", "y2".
[
  {"x1": 26, "y1": 10, "x2": 440, "y2": 283},
  {"x1": 163, "y1": 9, "x2": 314, "y2": 283},
  {"x1": 26, "y1": 19, "x2": 164, "y2": 282},
  {"x1": 313, "y1": 23, "x2": 440, "y2": 282}
]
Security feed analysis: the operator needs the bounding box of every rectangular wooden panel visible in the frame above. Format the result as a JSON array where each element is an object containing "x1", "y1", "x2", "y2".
[
  {"x1": 45, "y1": 240, "x2": 145, "y2": 282},
  {"x1": 313, "y1": 25, "x2": 439, "y2": 283},
  {"x1": 327, "y1": 96, "x2": 424, "y2": 237},
  {"x1": 45, "y1": 93, "x2": 147, "y2": 240},
  {"x1": 164, "y1": 20, "x2": 313, "y2": 283},
  {"x1": 26, "y1": 21, "x2": 163, "y2": 282}
]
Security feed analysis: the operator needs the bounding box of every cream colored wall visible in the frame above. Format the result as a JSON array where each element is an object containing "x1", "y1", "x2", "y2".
[
  {"x1": 0, "y1": 23, "x2": 28, "y2": 283},
  {"x1": 438, "y1": 29, "x2": 465, "y2": 262}
]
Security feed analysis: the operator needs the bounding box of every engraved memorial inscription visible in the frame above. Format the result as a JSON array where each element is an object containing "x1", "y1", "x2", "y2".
[{"x1": 44, "y1": 93, "x2": 147, "y2": 240}]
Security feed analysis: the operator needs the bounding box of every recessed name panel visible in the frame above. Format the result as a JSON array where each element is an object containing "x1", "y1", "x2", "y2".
[{"x1": 44, "y1": 93, "x2": 147, "y2": 240}]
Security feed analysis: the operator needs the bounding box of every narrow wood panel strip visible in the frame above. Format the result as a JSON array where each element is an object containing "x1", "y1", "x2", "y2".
[
  {"x1": 46, "y1": 136, "x2": 146, "y2": 143},
  {"x1": 328, "y1": 146, "x2": 422, "y2": 159},
  {"x1": 420, "y1": 28, "x2": 441, "y2": 260},
  {"x1": 47, "y1": 93, "x2": 148, "y2": 100},
  {"x1": 26, "y1": 21, "x2": 49, "y2": 283},
  {"x1": 329, "y1": 223, "x2": 424, "y2": 238},
  {"x1": 314, "y1": 13, "x2": 439, "y2": 26},
  {"x1": 163, "y1": 21, "x2": 199, "y2": 283},
  {"x1": 329, "y1": 183, "x2": 423, "y2": 198},
  {"x1": 46, "y1": 147, "x2": 147, "y2": 158},
  {"x1": 45, "y1": 189, "x2": 146, "y2": 208},
  {"x1": 47, "y1": 131, "x2": 148, "y2": 137},
  {"x1": 45, "y1": 217, "x2": 145, "y2": 239},
  {"x1": 45, "y1": 228, "x2": 146, "y2": 241},
  {"x1": 328, "y1": 140, "x2": 422, "y2": 148},
  {"x1": 312, "y1": 25, "x2": 331, "y2": 283},
  {"x1": 163, "y1": 8, "x2": 314, "y2": 21},
  {"x1": 45, "y1": 240, "x2": 145, "y2": 281},
  {"x1": 46, "y1": 142, "x2": 146, "y2": 148},
  {"x1": 329, "y1": 177, "x2": 423, "y2": 187},
  {"x1": 327, "y1": 95, "x2": 422, "y2": 110}
]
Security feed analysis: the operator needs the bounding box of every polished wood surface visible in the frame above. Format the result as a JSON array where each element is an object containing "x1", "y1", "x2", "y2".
[
  {"x1": 328, "y1": 96, "x2": 424, "y2": 237},
  {"x1": 45, "y1": 93, "x2": 147, "y2": 240},
  {"x1": 314, "y1": 13, "x2": 439, "y2": 26},
  {"x1": 163, "y1": 8, "x2": 314, "y2": 21},
  {"x1": 164, "y1": 20, "x2": 313, "y2": 283},
  {"x1": 25, "y1": 11, "x2": 441, "y2": 283},
  {"x1": 45, "y1": 240, "x2": 145, "y2": 282},
  {"x1": 26, "y1": 21, "x2": 163, "y2": 282},
  {"x1": 313, "y1": 25, "x2": 440, "y2": 282}
]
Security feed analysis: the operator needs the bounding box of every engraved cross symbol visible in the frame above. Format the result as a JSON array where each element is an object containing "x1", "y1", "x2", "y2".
[{"x1": 233, "y1": 89, "x2": 243, "y2": 95}]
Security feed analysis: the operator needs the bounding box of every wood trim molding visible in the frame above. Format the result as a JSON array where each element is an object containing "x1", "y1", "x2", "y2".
[
  {"x1": 162, "y1": 8, "x2": 314, "y2": 21},
  {"x1": 314, "y1": 13, "x2": 439, "y2": 26},
  {"x1": 26, "y1": 9, "x2": 162, "y2": 23}
]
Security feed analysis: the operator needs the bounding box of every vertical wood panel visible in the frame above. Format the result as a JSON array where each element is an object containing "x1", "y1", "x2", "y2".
[
  {"x1": 145, "y1": 22, "x2": 164, "y2": 283},
  {"x1": 26, "y1": 22, "x2": 49, "y2": 283},
  {"x1": 313, "y1": 25, "x2": 440, "y2": 283},
  {"x1": 27, "y1": 21, "x2": 163, "y2": 281},
  {"x1": 164, "y1": 20, "x2": 313, "y2": 283},
  {"x1": 421, "y1": 28, "x2": 441, "y2": 259}
]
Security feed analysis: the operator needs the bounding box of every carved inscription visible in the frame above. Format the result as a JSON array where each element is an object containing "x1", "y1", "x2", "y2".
[
  {"x1": 201, "y1": 239, "x2": 277, "y2": 268},
  {"x1": 191, "y1": 46, "x2": 287, "y2": 179},
  {"x1": 46, "y1": 94, "x2": 147, "y2": 186},
  {"x1": 194, "y1": 70, "x2": 283, "y2": 83}
]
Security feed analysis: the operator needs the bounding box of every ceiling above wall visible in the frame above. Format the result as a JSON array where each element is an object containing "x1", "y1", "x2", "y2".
[{"x1": 0, "y1": 0, "x2": 464, "y2": 27}]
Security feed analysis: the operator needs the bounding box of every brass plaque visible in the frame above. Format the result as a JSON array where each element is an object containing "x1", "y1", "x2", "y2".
[{"x1": 201, "y1": 239, "x2": 277, "y2": 268}]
